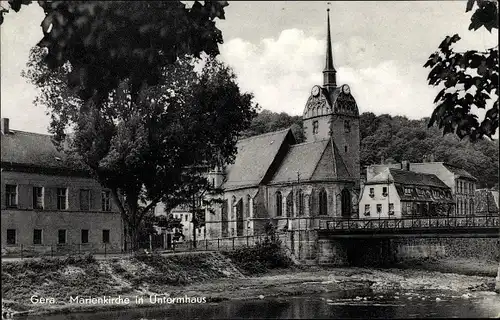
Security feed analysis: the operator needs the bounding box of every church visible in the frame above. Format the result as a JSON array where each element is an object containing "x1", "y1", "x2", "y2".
[{"x1": 204, "y1": 10, "x2": 362, "y2": 239}]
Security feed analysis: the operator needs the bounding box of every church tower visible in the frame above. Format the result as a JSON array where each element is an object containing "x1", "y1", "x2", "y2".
[{"x1": 302, "y1": 9, "x2": 361, "y2": 186}]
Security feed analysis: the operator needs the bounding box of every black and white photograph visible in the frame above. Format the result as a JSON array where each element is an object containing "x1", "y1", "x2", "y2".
[{"x1": 1, "y1": 1, "x2": 499, "y2": 319}]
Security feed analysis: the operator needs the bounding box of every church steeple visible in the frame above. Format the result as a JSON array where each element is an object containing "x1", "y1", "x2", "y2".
[{"x1": 323, "y1": 8, "x2": 337, "y2": 92}]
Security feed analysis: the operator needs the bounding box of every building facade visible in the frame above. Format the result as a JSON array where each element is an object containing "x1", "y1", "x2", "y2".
[
  {"x1": 1, "y1": 118, "x2": 123, "y2": 255},
  {"x1": 359, "y1": 165, "x2": 454, "y2": 219}
]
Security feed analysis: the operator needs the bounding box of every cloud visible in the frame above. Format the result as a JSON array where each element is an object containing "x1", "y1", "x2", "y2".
[{"x1": 219, "y1": 29, "x2": 443, "y2": 120}]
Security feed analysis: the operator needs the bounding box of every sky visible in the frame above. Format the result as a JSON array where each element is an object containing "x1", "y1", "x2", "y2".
[{"x1": 1, "y1": 1, "x2": 498, "y2": 135}]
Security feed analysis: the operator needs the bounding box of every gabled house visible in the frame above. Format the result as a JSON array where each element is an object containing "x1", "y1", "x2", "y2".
[{"x1": 359, "y1": 165, "x2": 454, "y2": 219}]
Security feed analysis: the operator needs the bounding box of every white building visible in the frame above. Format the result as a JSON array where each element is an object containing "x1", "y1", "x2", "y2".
[{"x1": 359, "y1": 164, "x2": 455, "y2": 219}]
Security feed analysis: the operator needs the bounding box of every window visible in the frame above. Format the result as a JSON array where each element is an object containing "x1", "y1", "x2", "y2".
[
  {"x1": 5, "y1": 184, "x2": 17, "y2": 207},
  {"x1": 102, "y1": 230, "x2": 110, "y2": 243},
  {"x1": 33, "y1": 229, "x2": 43, "y2": 245},
  {"x1": 319, "y1": 188, "x2": 328, "y2": 216},
  {"x1": 382, "y1": 187, "x2": 388, "y2": 196},
  {"x1": 404, "y1": 187, "x2": 412, "y2": 195},
  {"x1": 81, "y1": 229, "x2": 89, "y2": 244},
  {"x1": 297, "y1": 189, "x2": 304, "y2": 216},
  {"x1": 6, "y1": 229, "x2": 16, "y2": 245},
  {"x1": 286, "y1": 192, "x2": 294, "y2": 217},
  {"x1": 376, "y1": 204, "x2": 382, "y2": 214},
  {"x1": 246, "y1": 194, "x2": 251, "y2": 218},
  {"x1": 276, "y1": 191, "x2": 283, "y2": 216},
  {"x1": 344, "y1": 146, "x2": 348, "y2": 153},
  {"x1": 364, "y1": 204, "x2": 370, "y2": 216},
  {"x1": 369, "y1": 188, "x2": 375, "y2": 197},
  {"x1": 389, "y1": 203, "x2": 394, "y2": 215},
  {"x1": 312, "y1": 120, "x2": 319, "y2": 134},
  {"x1": 101, "y1": 190, "x2": 111, "y2": 211},
  {"x1": 344, "y1": 120, "x2": 351, "y2": 133},
  {"x1": 212, "y1": 178, "x2": 215, "y2": 188},
  {"x1": 80, "y1": 189, "x2": 91, "y2": 211},
  {"x1": 33, "y1": 187, "x2": 44, "y2": 209},
  {"x1": 57, "y1": 188, "x2": 67, "y2": 210},
  {"x1": 406, "y1": 202, "x2": 412, "y2": 214},
  {"x1": 58, "y1": 229, "x2": 67, "y2": 244}
]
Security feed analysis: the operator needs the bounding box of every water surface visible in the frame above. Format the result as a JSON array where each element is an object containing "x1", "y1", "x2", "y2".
[{"x1": 20, "y1": 290, "x2": 500, "y2": 319}]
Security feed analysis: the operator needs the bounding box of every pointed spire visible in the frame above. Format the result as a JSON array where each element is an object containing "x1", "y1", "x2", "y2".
[{"x1": 323, "y1": 8, "x2": 337, "y2": 91}]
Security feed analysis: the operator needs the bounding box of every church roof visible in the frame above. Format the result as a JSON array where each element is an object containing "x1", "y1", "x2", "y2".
[
  {"x1": 270, "y1": 140, "x2": 329, "y2": 184},
  {"x1": 270, "y1": 138, "x2": 352, "y2": 184},
  {"x1": 223, "y1": 128, "x2": 294, "y2": 190}
]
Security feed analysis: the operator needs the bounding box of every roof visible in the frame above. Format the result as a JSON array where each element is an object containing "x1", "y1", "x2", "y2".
[
  {"x1": 367, "y1": 167, "x2": 449, "y2": 189},
  {"x1": 222, "y1": 128, "x2": 294, "y2": 190},
  {"x1": 1, "y1": 130, "x2": 72, "y2": 169},
  {"x1": 443, "y1": 163, "x2": 477, "y2": 181},
  {"x1": 270, "y1": 140, "x2": 329, "y2": 183},
  {"x1": 389, "y1": 168, "x2": 450, "y2": 189}
]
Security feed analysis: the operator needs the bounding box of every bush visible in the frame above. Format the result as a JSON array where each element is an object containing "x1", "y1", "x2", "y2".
[{"x1": 224, "y1": 222, "x2": 293, "y2": 275}]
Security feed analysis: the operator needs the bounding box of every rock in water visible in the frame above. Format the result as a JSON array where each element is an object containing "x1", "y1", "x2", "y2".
[{"x1": 258, "y1": 295, "x2": 265, "y2": 300}]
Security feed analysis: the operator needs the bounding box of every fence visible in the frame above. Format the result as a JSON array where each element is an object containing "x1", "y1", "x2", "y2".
[
  {"x1": 1, "y1": 233, "x2": 292, "y2": 259},
  {"x1": 320, "y1": 215, "x2": 500, "y2": 231}
]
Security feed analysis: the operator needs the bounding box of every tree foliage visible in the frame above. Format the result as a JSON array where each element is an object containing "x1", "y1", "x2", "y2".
[
  {"x1": 23, "y1": 47, "x2": 257, "y2": 249},
  {"x1": 424, "y1": 0, "x2": 499, "y2": 141},
  {"x1": 241, "y1": 109, "x2": 305, "y2": 143},
  {"x1": 2, "y1": 1, "x2": 228, "y2": 104},
  {"x1": 358, "y1": 112, "x2": 499, "y2": 189}
]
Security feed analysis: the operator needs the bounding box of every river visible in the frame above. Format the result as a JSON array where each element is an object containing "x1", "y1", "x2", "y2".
[{"x1": 18, "y1": 289, "x2": 500, "y2": 319}]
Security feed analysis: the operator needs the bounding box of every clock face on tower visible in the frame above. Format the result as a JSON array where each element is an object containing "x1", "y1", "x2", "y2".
[
  {"x1": 342, "y1": 84, "x2": 350, "y2": 95},
  {"x1": 311, "y1": 85, "x2": 320, "y2": 97}
]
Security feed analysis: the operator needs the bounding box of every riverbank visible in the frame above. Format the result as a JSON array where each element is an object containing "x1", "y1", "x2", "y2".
[{"x1": 1, "y1": 252, "x2": 498, "y2": 318}]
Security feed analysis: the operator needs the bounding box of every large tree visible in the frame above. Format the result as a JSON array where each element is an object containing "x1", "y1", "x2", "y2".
[
  {"x1": 24, "y1": 47, "x2": 257, "y2": 250},
  {"x1": 424, "y1": 0, "x2": 498, "y2": 141}
]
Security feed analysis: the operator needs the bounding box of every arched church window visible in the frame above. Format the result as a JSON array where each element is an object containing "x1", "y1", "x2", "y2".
[
  {"x1": 344, "y1": 120, "x2": 351, "y2": 133},
  {"x1": 319, "y1": 188, "x2": 328, "y2": 216},
  {"x1": 245, "y1": 194, "x2": 251, "y2": 218},
  {"x1": 276, "y1": 191, "x2": 283, "y2": 217},
  {"x1": 297, "y1": 189, "x2": 304, "y2": 216},
  {"x1": 286, "y1": 192, "x2": 294, "y2": 217},
  {"x1": 313, "y1": 121, "x2": 319, "y2": 135}
]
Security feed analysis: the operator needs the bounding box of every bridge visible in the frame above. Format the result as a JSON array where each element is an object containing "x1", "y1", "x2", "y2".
[{"x1": 315, "y1": 215, "x2": 499, "y2": 238}]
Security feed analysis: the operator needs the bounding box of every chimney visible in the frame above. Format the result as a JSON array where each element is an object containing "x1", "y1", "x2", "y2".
[
  {"x1": 1, "y1": 118, "x2": 9, "y2": 134},
  {"x1": 401, "y1": 160, "x2": 410, "y2": 171}
]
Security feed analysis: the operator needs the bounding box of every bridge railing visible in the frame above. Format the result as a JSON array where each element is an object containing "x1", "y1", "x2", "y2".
[{"x1": 319, "y1": 215, "x2": 500, "y2": 231}]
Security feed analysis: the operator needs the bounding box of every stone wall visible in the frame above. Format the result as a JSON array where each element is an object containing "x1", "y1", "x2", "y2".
[{"x1": 307, "y1": 235, "x2": 499, "y2": 267}]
